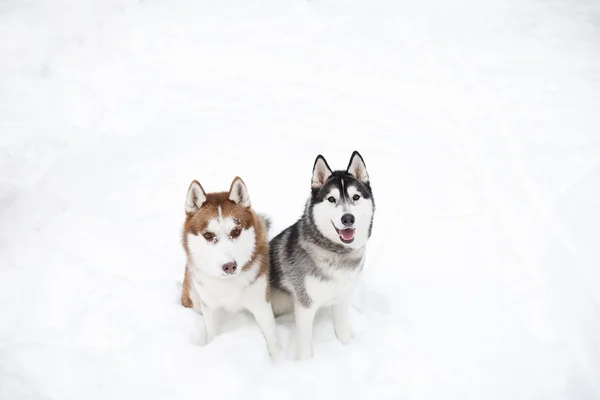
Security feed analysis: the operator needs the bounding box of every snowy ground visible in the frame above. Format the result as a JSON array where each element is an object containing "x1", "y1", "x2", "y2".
[{"x1": 1, "y1": 0, "x2": 600, "y2": 399}]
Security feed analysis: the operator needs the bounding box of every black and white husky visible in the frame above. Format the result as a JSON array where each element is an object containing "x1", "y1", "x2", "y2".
[{"x1": 269, "y1": 151, "x2": 375, "y2": 360}]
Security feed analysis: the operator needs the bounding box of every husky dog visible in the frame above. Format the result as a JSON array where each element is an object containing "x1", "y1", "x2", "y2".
[
  {"x1": 269, "y1": 151, "x2": 375, "y2": 360},
  {"x1": 180, "y1": 177, "x2": 281, "y2": 361}
]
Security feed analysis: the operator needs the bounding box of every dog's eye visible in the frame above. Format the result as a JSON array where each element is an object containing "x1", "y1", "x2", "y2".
[
  {"x1": 231, "y1": 227, "x2": 241, "y2": 238},
  {"x1": 353, "y1": 194, "x2": 360, "y2": 201},
  {"x1": 328, "y1": 196, "x2": 336, "y2": 203},
  {"x1": 203, "y1": 232, "x2": 214, "y2": 241}
]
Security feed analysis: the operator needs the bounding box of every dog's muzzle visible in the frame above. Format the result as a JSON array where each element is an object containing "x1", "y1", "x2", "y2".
[{"x1": 331, "y1": 221, "x2": 355, "y2": 244}]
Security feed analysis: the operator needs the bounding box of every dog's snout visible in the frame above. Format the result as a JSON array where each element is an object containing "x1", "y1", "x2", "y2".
[
  {"x1": 341, "y1": 213, "x2": 355, "y2": 227},
  {"x1": 222, "y1": 261, "x2": 237, "y2": 274}
]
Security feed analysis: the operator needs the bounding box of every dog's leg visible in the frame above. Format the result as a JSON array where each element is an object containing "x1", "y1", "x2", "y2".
[
  {"x1": 270, "y1": 288, "x2": 294, "y2": 317},
  {"x1": 295, "y1": 301, "x2": 317, "y2": 360},
  {"x1": 181, "y1": 264, "x2": 194, "y2": 308},
  {"x1": 248, "y1": 300, "x2": 282, "y2": 362},
  {"x1": 332, "y1": 293, "x2": 354, "y2": 345},
  {"x1": 201, "y1": 304, "x2": 218, "y2": 344},
  {"x1": 245, "y1": 277, "x2": 282, "y2": 361}
]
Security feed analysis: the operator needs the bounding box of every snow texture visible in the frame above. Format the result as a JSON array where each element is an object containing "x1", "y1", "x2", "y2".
[{"x1": 1, "y1": 0, "x2": 600, "y2": 399}]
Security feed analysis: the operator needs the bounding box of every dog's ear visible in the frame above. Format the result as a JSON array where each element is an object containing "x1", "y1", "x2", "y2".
[
  {"x1": 346, "y1": 151, "x2": 369, "y2": 184},
  {"x1": 228, "y1": 176, "x2": 251, "y2": 208},
  {"x1": 312, "y1": 155, "x2": 333, "y2": 189},
  {"x1": 185, "y1": 180, "x2": 207, "y2": 215}
]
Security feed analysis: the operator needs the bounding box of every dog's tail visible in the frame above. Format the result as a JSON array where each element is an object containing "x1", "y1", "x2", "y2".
[{"x1": 258, "y1": 213, "x2": 271, "y2": 233}]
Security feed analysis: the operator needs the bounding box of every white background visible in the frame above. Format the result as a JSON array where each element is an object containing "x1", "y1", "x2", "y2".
[{"x1": 1, "y1": 0, "x2": 599, "y2": 399}]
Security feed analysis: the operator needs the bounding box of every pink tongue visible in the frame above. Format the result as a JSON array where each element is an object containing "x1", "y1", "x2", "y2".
[{"x1": 339, "y1": 229, "x2": 355, "y2": 241}]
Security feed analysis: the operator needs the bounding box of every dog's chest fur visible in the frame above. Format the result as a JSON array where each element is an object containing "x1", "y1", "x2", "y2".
[
  {"x1": 303, "y1": 243, "x2": 364, "y2": 306},
  {"x1": 304, "y1": 268, "x2": 361, "y2": 307},
  {"x1": 189, "y1": 261, "x2": 262, "y2": 312}
]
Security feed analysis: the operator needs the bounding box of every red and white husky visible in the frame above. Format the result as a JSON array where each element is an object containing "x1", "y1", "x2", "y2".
[{"x1": 180, "y1": 177, "x2": 281, "y2": 361}]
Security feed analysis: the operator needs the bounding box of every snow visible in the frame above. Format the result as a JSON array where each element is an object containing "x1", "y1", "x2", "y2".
[{"x1": 1, "y1": 0, "x2": 600, "y2": 398}]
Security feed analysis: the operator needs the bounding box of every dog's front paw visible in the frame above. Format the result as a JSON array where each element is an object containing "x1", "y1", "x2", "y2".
[
  {"x1": 191, "y1": 318, "x2": 216, "y2": 346},
  {"x1": 336, "y1": 330, "x2": 354, "y2": 346},
  {"x1": 296, "y1": 352, "x2": 312, "y2": 361},
  {"x1": 269, "y1": 350, "x2": 283, "y2": 364},
  {"x1": 295, "y1": 342, "x2": 313, "y2": 360},
  {"x1": 192, "y1": 330, "x2": 214, "y2": 346},
  {"x1": 190, "y1": 329, "x2": 208, "y2": 346},
  {"x1": 269, "y1": 346, "x2": 284, "y2": 363},
  {"x1": 335, "y1": 327, "x2": 354, "y2": 346},
  {"x1": 296, "y1": 348, "x2": 313, "y2": 361}
]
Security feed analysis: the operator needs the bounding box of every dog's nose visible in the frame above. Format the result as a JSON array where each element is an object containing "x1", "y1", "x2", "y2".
[
  {"x1": 222, "y1": 261, "x2": 237, "y2": 274},
  {"x1": 341, "y1": 213, "x2": 355, "y2": 227}
]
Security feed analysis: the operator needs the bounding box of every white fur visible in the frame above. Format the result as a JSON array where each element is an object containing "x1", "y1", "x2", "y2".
[
  {"x1": 325, "y1": 188, "x2": 340, "y2": 202},
  {"x1": 332, "y1": 292, "x2": 353, "y2": 345},
  {"x1": 295, "y1": 274, "x2": 357, "y2": 360},
  {"x1": 185, "y1": 181, "x2": 206, "y2": 214},
  {"x1": 295, "y1": 300, "x2": 318, "y2": 360},
  {"x1": 312, "y1": 188, "x2": 343, "y2": 243},
  {"x1": 294, "y1": 242, "x2": 364, "y2": 359},
  {"x1": 311, "y1": 183, "x2": 374, "y2": 250},
  {"x1": 303, "y1": 269, "x2": 361, "y2": 307},
  {"x1": 188, "y1": 260, "x2": 282, "y2": 361},
  {"x1": 187, "y1": 218, "x2": 256, "y2": 278},
  {"x1": 229, "y1": 177, "x2": 251, "y2": 207},
  {"x1": 312, "y1": 157, "x2": 332, "y2": 188},
  {"x1": 346, "y1": 185, "x2": 358, "y2": 198},
  {"x1": 347, "y1": 153, "x2": 370, "y2": 183}
]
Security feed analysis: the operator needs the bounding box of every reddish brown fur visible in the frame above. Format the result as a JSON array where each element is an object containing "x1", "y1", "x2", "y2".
[
  {"x1": 180, "y1": 178, "x2": 270, "y2": 308},
  {"x1": 181, "y1": 265, "x2": 193, "y2": 308}
]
